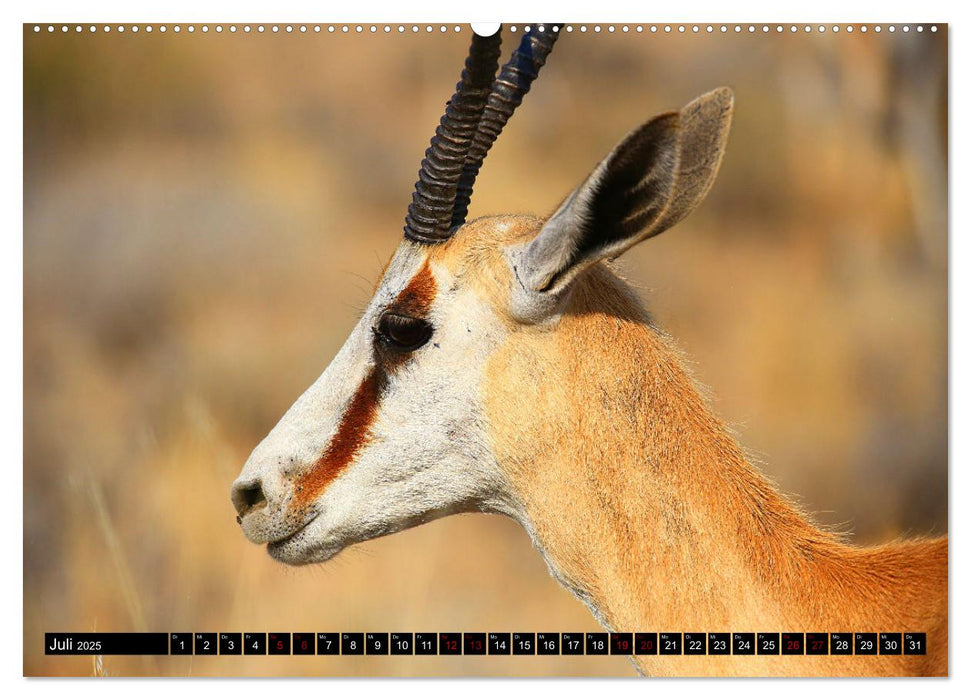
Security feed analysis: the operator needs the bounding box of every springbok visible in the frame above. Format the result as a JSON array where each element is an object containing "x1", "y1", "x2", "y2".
[{"x1": 230, "y1": 26, "x2": 947, "y2": 676}]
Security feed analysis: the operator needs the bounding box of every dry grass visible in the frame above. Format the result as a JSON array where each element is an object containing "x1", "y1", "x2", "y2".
[
  {"x1": 24, "y1": 27, "x2": 947, "y2": 677},
  {"x1": 91, "y1": 655, "x2": 107, "y2": 677}
]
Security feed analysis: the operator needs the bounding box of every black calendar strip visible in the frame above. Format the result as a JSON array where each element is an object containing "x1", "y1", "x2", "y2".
[
  {"x1": 45, "y1": 633, "x2": 169, "y2": 655},
  {"x1": 45, "y1": 631, "x2": 927, "y2": 656}
]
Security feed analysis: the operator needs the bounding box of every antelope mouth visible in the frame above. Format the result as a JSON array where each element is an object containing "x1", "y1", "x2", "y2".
[{"x1": 266, "y1": 515, "x2": 319, "y2": 561}]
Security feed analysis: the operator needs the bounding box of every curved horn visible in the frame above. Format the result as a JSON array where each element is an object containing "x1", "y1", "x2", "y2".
[
  {"x1": 450, "y1": 24, "x2": 560, "y2": 229},
  {"x1": 403, "y1": 31, "x2": 503, "y2": 244}
]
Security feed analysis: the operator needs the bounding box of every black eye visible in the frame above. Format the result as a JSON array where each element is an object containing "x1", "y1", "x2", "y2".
[{"x1": 375, "y1": 312, "x2": 433, "y2": 352}]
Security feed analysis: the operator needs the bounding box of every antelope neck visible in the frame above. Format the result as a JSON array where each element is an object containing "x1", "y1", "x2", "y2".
[{"x1": 484, "y1": 269, "x2": 881, "y2": 670}]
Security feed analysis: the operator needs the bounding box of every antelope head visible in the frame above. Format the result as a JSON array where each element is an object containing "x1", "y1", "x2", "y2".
[{"x1": 231, "y1": 26, "x2": 733, "y2": 567}]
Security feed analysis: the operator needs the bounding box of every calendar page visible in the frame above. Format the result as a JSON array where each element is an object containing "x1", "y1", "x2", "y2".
[{"x1": 23, "y1": 19, "x2": 948, "y2": 678}]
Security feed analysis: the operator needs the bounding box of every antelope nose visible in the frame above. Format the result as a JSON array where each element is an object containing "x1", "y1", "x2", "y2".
[{"x1": 232, "y1": 478, "x2": 268, "y2": 521}]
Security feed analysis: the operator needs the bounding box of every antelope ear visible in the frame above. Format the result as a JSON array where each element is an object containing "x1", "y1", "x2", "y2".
[{"x1": 508, "y1": 87, "x2": 733, "y2": 314}]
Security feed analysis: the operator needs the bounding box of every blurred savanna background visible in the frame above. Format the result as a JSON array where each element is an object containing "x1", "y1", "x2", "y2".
[{"x1": 24, "y1": 23, "x2": 947, "y2": 676}]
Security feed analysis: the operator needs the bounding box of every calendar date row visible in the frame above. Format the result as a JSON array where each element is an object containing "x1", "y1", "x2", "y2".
[{"x1": 46, "y1": 631, "x2": 926, "y2": 656}]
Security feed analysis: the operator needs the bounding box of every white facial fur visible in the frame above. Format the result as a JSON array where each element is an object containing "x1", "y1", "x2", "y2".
[{"x1": 231, "y1": 242, "x2": 514, "y2": 564}]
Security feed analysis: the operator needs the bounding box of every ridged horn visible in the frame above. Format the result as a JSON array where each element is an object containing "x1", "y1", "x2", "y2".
[
  {"x1": 403, "y1": 31, "x2": 503, "y2": 244},
  {"x1": 450, "y1": 24, "x2": 560, "y2": 229}
]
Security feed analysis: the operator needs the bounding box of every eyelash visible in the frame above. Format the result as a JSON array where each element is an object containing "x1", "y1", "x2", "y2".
[{"x1": 373, "y1": 312, "x2": 433, "y2": 353}]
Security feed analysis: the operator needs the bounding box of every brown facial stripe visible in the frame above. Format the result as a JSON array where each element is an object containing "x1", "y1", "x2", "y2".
[
  {"x1": 377, "y1": 258, "x2": 439, "y2": 373},
  {"x1": 292, "y1": 259, "x2": 438, "y2": 506},
  {"x1": 294, "y1": 368, "x2": 381, "y2": 506},
  {"x1": 388, "y1": 258, "x2": 437, "y2": 318}
]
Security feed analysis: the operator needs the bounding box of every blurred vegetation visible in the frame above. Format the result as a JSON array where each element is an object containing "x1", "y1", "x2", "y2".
[{"x1": 24, "y1": 25, "x2": 947, "y2": 676}]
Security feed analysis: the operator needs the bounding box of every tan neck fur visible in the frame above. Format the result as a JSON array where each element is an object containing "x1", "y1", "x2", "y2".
[{"x1": 482, "y1": 264, "x2": 947, "y2": 676}]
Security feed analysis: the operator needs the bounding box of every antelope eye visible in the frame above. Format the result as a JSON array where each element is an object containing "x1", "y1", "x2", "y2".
[{"x1": 375, "y1": 312, "x2": 433, "y2": 352}]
